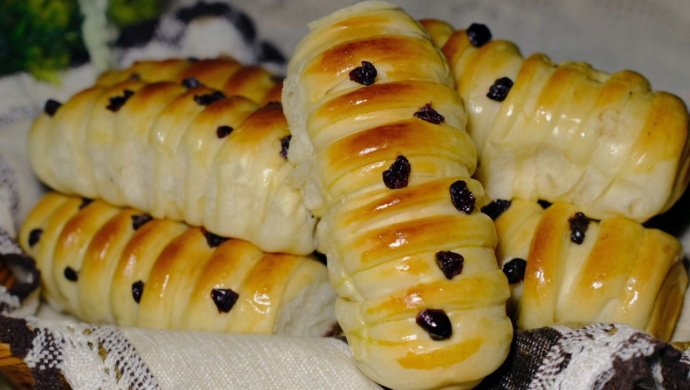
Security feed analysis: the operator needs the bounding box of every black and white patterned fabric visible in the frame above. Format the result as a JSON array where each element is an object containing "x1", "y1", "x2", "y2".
[
  {"x1": 481, "y1": 324, "x2": 690, "y2": 389},
  {"x1": 1, "y1": 311, "x2": 689, "y2": 389},
  {"x1": 0, "y1": 315, "x2": 160, "y2": 389},
  {"x1": 113, "y1": 0, "x2": 286, "y2": 74}
]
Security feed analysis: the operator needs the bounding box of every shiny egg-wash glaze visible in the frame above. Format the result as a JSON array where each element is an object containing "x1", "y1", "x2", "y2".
[
  {"x1": 19, "y1": 192, "x2": 336, "y2": 336},
  {"x1": 283, "y1": 2, "x2": 512, "y2": 389},
  {"x1": 29, "y1": 58, "x2": 315, "y2": 255},
  {"x1": 422, "y1": 20, "x2": 690, "y2": 222},
  {"x1": 96, "y1": 57, "x2": 283, "y2": 104},
  {"x1": 484, "y1": 198, "x2": 687, "y2": 341}
]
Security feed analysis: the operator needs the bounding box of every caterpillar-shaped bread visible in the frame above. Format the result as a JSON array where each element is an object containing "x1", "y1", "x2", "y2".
[
  {"x1": 18, "y1": 192, "x2": 336, "y2": 336},
  {"x1": 421, "y1": 20, "x2": 690, "y2": 222},
  {"x1": 282, "y1": 2, "x2": 512, "y2": 388},
  {"x1": 29, "y1": 59, "x2": 315, "y2": 255},
  {"x1": 482, "y1": 198, "x2": 687, "y2": 341}
]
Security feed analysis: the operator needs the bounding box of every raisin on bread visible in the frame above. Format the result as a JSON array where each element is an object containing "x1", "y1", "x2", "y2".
[
  {"x1": 29, "y1": 58, "x2": 315, "y2": 255},
  {"x1": 423, "y1": 19, "x2": 690, "y2": 222},
  {"x1": 282, "y1": 2, "x2": 512, "y2": 388},
  {"x1": 487, "y1": 198, "x2": 687, "y2": 341},
  {"x1": 19, "y1": 192, "x2": 336, "y2": 336}
]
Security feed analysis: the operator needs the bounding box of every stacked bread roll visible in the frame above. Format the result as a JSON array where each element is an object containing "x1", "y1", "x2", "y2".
[
  {"x1": 22, "y1": 57, "x2": 338, "y2": 336},
  {"x1": 419, "y1": 19, "x2": 690, "y2": 340},
  {"x1": 19, "y1": 192, "x2": 335, "y2": 335},
  {"x1": 428, "y1": 20, "x2": 690, "y2": 222},
  {"x1": 283, "y1": 2, "x2": 512, "y2": 389},
  {"x1": 486, "y1": 198, "x2": 686, "y2": 341},
  {"x1": 29, "y1": 58, "x2": 315, "y2": 255}
]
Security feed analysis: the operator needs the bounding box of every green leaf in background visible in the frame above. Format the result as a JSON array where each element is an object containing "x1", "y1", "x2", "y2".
[
  {"x1": 107, "y1": 0, "x2": 167, "y2": 28},
  {"x1": 0, "y1": 0, "x2": 167, "y2": 81},
  {"x1": 0, "y1": 0, "x2": 88, "y2": 81}
]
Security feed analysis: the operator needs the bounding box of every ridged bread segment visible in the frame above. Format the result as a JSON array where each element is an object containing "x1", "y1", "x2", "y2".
[
  {"x1": 28, "y1": 58, "x2": 316, "y2": 255},
  {"x1": 19, "y1": 193, "x2": 336, "y2": 336},
  {"x1": 437, "y1": 22, "x2": 690, "y2": 222},
  {"x1": 492, "y1": 199, "x2": 686, "y2": 341},
  {"x1": 282, "y1": 2, "x2": 512, "y2": 388}
]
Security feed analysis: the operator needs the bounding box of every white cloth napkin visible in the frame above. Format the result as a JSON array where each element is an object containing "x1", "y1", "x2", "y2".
[{"x1": 12, "y1": 314, "x2": 376, "y2": 389}]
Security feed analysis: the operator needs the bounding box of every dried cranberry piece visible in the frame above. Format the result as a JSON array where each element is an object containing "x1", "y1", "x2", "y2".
[
  {"x1": 467, "y1": 23, "x2": 492, "y2": 47},
  {"x1": 131, "y1": 214, "x2": 153, "y2": 230},
  {"x1": 211, "y1": 288, "x2": 239, "y2": 313},
  {"x1": 79, "y1": 198, "x2": 93, "y2": 210},
  {"x1": 435, "y1": 251, "x2": 464, "y2": 280},
  {"x1": 28, "y1": 228, "x2": 43, "y2": 247},
  {"x1": 280, "y1": 135, "x2": 291, "y2": 159},
  {"x1": 132, "y1": 280, "x2": 145, "y2": 304},
  {"x1": 348, "y1": 61, "x2": 377, "y2": 85},
  {"x1": 414, "y1": 103, "x2": 445, "y2": 124},
  {"x1": 216, "y1": 125, "x2": 233, "y2": 138},
  {"x1": 107, "y1": 89, "x2": 135, "y2": 112},
  {"x1": 487, "y1": 77, "x2": 513, "y2": 102},
  {"x1": 193, "y1": 91, "x2": 225, "y2": 106},
  {"x1": 450, "y1": 180, "x2": 475, "y2": 214},
  {"x1": 44, "y1": 99, "x2": 62, "y2": 116},
  {"x1": 182, "y1": 76, "x2": 203, "y2": 89},
  {"x1": 480, "y1": 199, "x2": 511, "y2": 220},
  {"x1": 569, "y1": 212, "x2": 590, "y2": 244},
  {"x1": 503, "y1": 258, "x2": 527, "y2": 284},
  {"x1": 416, "y1": 309, "x2": 452, "y2": 340},
  {"x1": 64, "y1": 266, "x2": 78, "y2": 282},
  {"x1": 382, "y1": 155, "x2": 411, "y2": 189},
  {"x1": 204, "y1": 231, "x2": 228, "y2": 247},
  {"x1": 537, "y1": 199, "x2": 552, "y2": 209}
]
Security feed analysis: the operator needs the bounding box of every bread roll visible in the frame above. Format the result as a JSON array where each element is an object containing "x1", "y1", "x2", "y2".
[
  {"x1": 427, "y1": 20, "x2": 690, "y2": 222},
  {"x1": 97, "y1": 57, "x2": 283, "y2": 105},
  {"x1": 283, "y1": 2, "x2": 512, "y2": 388},
  {"x1": 485, "y1": 198, "x2": 687, "y2": 341},
  {"x1": 18, "y1": 192, "x2": 336, "y2": 336},
  {"x1": 29, "y1": 58, "x2": 315, "y2": 255}
]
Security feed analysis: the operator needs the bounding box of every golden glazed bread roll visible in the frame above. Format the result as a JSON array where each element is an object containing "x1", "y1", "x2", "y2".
[
  {"x1": 18, "y1": 192, "x2": 336, "y2": 336},
  {"x1": 482, "y1": 198, "x2": 687, "y2": 341},
  {"x1": 282, "y1": 2, "x2": 512, "y2": 388},
  {"x1": 96, "y1": 57, "x2": 283, "y2": 105},
  {"x1": 423, "y1": 19, "x2": 690, "y2": 222},
  {"x1": 29, "y1": 61, "x2": 315, "y2": 255}
]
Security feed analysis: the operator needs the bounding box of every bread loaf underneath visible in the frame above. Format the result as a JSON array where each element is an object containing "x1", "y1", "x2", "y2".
[
  {"x1": 486, "y1": 198, "x2": 687, "y2": 341},
  {"x1": 19, "y1": 192, "x2": 336, "y2": 337},
  {"x1": 424, "y1": 19, "x2": 690, "y2": 222},
  {"x1": 28, "y1": 57, "x2": 316, "y2": 255}
]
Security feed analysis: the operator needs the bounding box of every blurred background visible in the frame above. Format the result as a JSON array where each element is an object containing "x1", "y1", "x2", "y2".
[
  {"x1": 225, "y1": 0, "x2": 690, "y2": 104},
  {"x1": 2, "y1": 0, "x2": 689, "y2": 102}
]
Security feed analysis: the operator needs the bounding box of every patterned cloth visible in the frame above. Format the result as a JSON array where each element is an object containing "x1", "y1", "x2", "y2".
[
  {"x1": 1, "y1": 309, "x2": 689, "y2": 388},
  {"x1": 1, "y1": 1, "x2": 690, "y2": 389},
  {"x1": 482, "y1": 324, "x2": 690, "y2": 389},
  {"x1": 0, "y1": 314, "x2": 376, "y2": 389}
]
